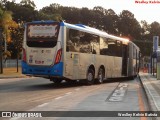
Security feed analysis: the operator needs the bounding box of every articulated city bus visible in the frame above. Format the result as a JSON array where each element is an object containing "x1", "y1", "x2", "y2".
[{"x1": 22, "y1": 21, "x2": 140, "y2": 84}]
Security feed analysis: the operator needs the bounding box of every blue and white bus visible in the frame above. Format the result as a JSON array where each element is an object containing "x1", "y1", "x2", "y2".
[{"x1": 22, "y1": 21, "x2": 140, "y2": 84}]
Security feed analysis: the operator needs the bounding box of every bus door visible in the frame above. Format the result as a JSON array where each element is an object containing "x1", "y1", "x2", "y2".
[{"x1": 122, "y1": 44, "x2": 128, "y2": 76}]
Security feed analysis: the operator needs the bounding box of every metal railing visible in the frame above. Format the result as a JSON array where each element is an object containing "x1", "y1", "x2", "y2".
[{"x1": 3, "y1": 59, "x2": 21, "y2": 68}]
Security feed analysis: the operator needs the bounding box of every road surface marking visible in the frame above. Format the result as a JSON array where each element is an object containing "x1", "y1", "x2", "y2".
[
  {"x1": 54, "y1": 96, "x2": 64, "y2": 100},
  {"x1": 65, "y1": 92, "x2": 72, "y2": 95},
  {"x1": 37, "y1": 103, "x2": 49, "y2": 107},
  {"x1": 75, "y1": 88, "x2": 80, "y2": 91},
  {"x1": 54, "y1": 91, "x2": 73, "y2": 100},
  {"x1": 107, "y1": 83, "x2": 128, "y2": 102}
]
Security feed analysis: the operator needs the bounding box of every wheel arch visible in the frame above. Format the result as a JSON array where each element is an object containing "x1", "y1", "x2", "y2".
[
  {"x1": 97, "y1": 65, "x2": 105, "y2": 78},
  {"x1": 87, "y1": 64, "x2": 95, "y2": 76}
]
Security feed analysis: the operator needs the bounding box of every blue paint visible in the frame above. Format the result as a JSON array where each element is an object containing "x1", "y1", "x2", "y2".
[
  {"x1": 22, "y1": 61, "x2": 63, "y2": 77},
  {"x1": 31, "y1": 20, "x2": 56, "y2": 24},
  {"x1": 27, "y1": 21, "x2": 65, "y2": 26},
  {"x1": 60, "y1": 22, "x2": 65, "y2": 26},
  {"x1": 75, "y1": 24, "x2": 86, "y2": 28}
]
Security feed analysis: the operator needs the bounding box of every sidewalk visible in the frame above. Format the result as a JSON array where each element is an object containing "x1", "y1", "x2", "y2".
[
  {"x1": 139, "y1": 72, "x2": 160, "y2": 113},
  {"x1": 0, "y1": 67, "x2": 26, "y2": 79}
]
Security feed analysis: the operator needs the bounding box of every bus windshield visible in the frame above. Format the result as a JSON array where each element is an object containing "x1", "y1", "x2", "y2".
[{"x1": 26, "y1": 22, "x2": 60, "y2": 48}]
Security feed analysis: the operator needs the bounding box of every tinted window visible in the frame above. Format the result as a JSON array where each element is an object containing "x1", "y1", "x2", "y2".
[
  {"x1": 26, "y1": 22, "x2": 60, "y2": 48},
  {"x1": 67, "y1": 29, "x2": 99, "y2": 54},
  {"x1": 100, "y1": 38, "x2": 122, "y2": 57},
  {"x1": 100, "y1": 37, "x2": 108, "y2": 55},
  {"x1": 107, "y1": 39, "x2": 122, "y2": 57}
]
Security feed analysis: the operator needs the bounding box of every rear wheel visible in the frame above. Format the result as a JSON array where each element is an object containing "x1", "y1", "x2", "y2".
[
  {"x1": 86, "y1": 69, "x2": 95, "y2": 85},
  {"x1": 96, "y1": 68, "x2": 104, "y2": 84}
]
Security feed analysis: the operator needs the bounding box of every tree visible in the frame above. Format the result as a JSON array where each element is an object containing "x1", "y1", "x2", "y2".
[
  {"x1": 0, "y1": 7, "x2": 18, "y2": 59},
  {"x1": 0, "y1": 0, "x2": 7, "y2": 9},
  {"x1": 0, "y1": 8, "x2": 18, "y2": 42},
  {"x1": 10, "y1": 26, "x2": 23, "y2": 59},
  {"x1": 1, "y1": 2, "x2": 159, "y2": 57},
  {"x1": 20, "y1": 0, "x2": 36, "y2": 9},
  {"x1": 39, "y1": 3, "x2": 63, "y2": 21},
  {"x1": 118, "y1": 10, "x2": 141, "y2": 40},
  {"x1": 140, "y1": 20, "x2": 151, "y2": 40},
  {"x1": 92, "y1": 6, "x2": 106, "y2": 30},
  {"x1": 3, "y1": 0, "x2": 39, "y2": 58},
  {"x1": 79, "y1": 8, "x2": 93, "y2": 25},
  {"x1": 103, "y1": 9, "x2": 119, "y2": 35},
  {"x1": 62, "y1": 7, "x2": 81, "y2": 23},
  {"x1": 150, "y1": 22, "x2": 160, "y2": 37},
  {"x1": 4, "y1": 0, "x2": 38, "y2": 23}
]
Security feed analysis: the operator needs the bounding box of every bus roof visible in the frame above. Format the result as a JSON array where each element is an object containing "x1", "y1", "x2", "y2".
[
  {"x1": 28, "y1": 20, "x2": 139, "y2": 48},
  {"x1": 63, "y1": 22, "x2": 129, "y2": 44}
]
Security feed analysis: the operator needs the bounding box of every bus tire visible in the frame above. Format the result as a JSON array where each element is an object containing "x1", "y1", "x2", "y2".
[
  {"x1": 52, "y1": 79, "x2": 62, "y2": 84},
  {"x1": 86, "y1": 69, "x2": 95, "y2": 85},
  {"x1": 96, "y1": 68, "x2": 104, "y2": 84}
]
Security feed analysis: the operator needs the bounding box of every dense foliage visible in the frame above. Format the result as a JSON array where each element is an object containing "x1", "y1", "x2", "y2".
[{"x1": 0, "y1": 0, "x2": 159, "y2": 58}]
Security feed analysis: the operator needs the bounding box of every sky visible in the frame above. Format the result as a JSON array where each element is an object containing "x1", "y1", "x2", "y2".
[{"x1": 14, "y1": 0, "x2": 160, "y2": 24}]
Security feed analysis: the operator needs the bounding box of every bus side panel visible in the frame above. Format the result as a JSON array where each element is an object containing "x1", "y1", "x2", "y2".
[
  {"x1": 128, "y1": 42, "x2": 140, "y2": 77},
  {"x1": 78, "y1": 54, "x2": 115, "y2": 80},
  {"x1": 128, "y1": 43, "x2": 133, "y2": 76},
  {"x1": 64, "y1": 52, "x2": 75, "y2": 79},
  {"x1": 94, "y1": 55, "x2": 121, "y2": 79},
  {"x1": 65, "y1": 53, "x2": 122, "y2": 80},
  {"x1": 78, "y1": 54, "x2": 119, "y2": 80},
  {"x1": 133, "y1": 46, "x2": 137, "y2": 75},
  {"x1": 104, "y1": 56, "x2": 114, "y2": 78},
  {"x1": 97, "y1": 56, "x2": 122, "y2": 78},
  {"x1": 114, "y1": 57, "x2": 123, "y2": 77},
  {"x1": 65, "y1": 52, "x2": 96, "y2": 80},
  {"x1": 79, "y1": 53, "x2": 89, "y2": 79}
]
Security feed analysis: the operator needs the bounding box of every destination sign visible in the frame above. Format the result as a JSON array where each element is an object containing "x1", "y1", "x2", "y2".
[{"x1": 28, "y1": 24, "x2": 58, "y2": 38}]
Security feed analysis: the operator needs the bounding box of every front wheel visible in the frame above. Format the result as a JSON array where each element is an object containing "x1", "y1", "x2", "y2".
[{"x1": 86, "y1": 69, "x2": 95, "y2": 85}]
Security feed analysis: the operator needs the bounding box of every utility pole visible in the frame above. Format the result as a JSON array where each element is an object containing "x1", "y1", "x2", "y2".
[
  {"x1": 16, "y1": 20, "x2": 21, "y2": 73},
  {"x1": 16, "y1": 39, "x2": 19, "y2": 73},
  {"x1": 0, "y1": 28, "x2": 3, "y2": 74}
]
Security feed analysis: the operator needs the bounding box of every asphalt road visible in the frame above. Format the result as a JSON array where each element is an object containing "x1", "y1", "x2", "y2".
[{"x1": 0, "y1": 77, "x2": 151, "y2": 120}]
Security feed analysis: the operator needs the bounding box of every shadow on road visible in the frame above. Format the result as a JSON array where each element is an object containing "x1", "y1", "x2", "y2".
[{"x1": 0, "y1": 77, "x2": 135, "y2": 93}]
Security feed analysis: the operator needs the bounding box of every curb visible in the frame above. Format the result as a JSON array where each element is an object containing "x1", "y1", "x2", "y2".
[
  {"x1": 0, "y1": 75, "x2": 29, "y2": 79},
  {"x1": 138, "y1": 73, "x2": 160, "y2": 120}
]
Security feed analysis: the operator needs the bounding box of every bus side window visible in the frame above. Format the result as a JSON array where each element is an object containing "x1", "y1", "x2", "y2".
[
  {"x1": 107, "y1": 39, "x2": 122, "y2": 57},
  {"x1": 92, "y1": 36, "x2": 100, "y2": 55},
  {"x1": 66, "y1": 40, "x2": 74, "y2": 52},
  {"x1": 66, "y1": 46, "x2": 69, "y2": 52},
  {"x1": 67, "y1": 29, "x2": 80, "y2": 52},
  {"x1": 92, "y1": 48, "x2": 96, "y2": 54},
  {"x1": 100, "y1": 37, "x2": 108, "y2": 55}
]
